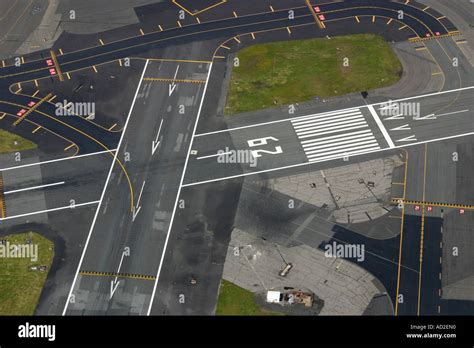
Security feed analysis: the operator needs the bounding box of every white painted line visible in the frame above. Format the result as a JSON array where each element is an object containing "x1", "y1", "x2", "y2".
[
  {"x1": 147, "y1": 62, "x2": 213, "y2": 316},
  {"x1": 291, "y1": 110, "x2": 361, "y2": 125},
  {"x1": 4, "y1": 181, "x2": 65, "y2": 195},
  {"x1": 301, "y1": 129, "x2": 372, "y2": 144},
  {"x1": 0, "y1": 149, "x2": 117, "y2": 172},
  {"x1": 295, "y1": 119, "x2": 367, "y2": 135},
  {"x1": 367, "y1": 105, "x2": 395, "y2": 148},
  {"x1": 0, "y1": 201, "x2": 100, "y2": 221},
  {"x1": 62, "y1": 60, "x2": 150, "y2": 316},
  {"x1": 299, "y1": 124, "x2": 368, "y2": 139},
  {"x1": 303, "y1": 136, "x2": 376, "y2": 151},
  {"x1": 293, "y1": 114, "x2": 363, "y2": 129},
  {"x1": 197, "y1": 151, "x2": 232, "y2": 160},
  {"x1": 308, "y1": 146, "x2": 381, "y2": 162},
  {"x1": 182, "y1": 132, "x2": 474, "y2": 188},
  {"x1": 432, "y1": 109, "x2": 469, "y2": 118}
]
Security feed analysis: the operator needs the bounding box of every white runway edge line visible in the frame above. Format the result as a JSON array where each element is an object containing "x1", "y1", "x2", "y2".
[
  {"x1": 62, "y1": 60, "x2": 150, "y2": 316},
  {"x1": 194, "y1": 86, "x2": 474, "y2": 137},
  {"x1": 367, "y1": 105, "x2": 395, "y2": 148},
  {"x1": 146, "y1": 62, "x2": 213, "y2": 316},
  {"x1": 0, "y1": 149, "x2": 117, "y2": 172},
  {"x1": 0, "y1": 200, "x2": 100, "y2": 221},
  {"x1": 182, "y1": 132, "x2": 474, "y2": 188},
  {"x1": 4, "y1": 181, "x2": 65, "y2": 195}
]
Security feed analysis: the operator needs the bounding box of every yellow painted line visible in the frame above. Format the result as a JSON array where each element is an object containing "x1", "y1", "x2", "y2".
[
  {"x1": 0, "y1": 175, "x2": 6, "y2": 218},
  {"x1": 108, "y1": 123, "x2": 117, "y2": 131},
  {"x1": 13, "y1": 92, "x2": 54, "y2": 126},
  {"x1": 118, "y1": 59, "x2": 123, "y2": 67},
  {"x1": 393, "y1": 199, "x2": 474, "y2": 210},
  {"x1": 405, "y1": 0, "x2": 409, "y2": 4},
  {"x1": 49, "y1": 50, "x2": 64, "y2": 82},
  {"x1": 79, "y1": 270, "x2": 157, "y2": 281},
  {"x1": 355, "y1": 16, "x2": 360, "y2": 23},
  {"x1": 48, "y1": 95, "x2": 57, "y2": 102},
  {"x1": 432, "y1": 71, "x2": 443, "y2": 76},
  {"x1": 286, "y1": 27, "x2": 291, "y2": 34},
  {"x1": 66, "y1": 72, "x2": 71, "y2": 80},
  {"x1": 372, "y1": 15, "x2": 375, "y2": 23},
  {"x1": 214, "y1": 56, "x2": 226, "y2": 59},
  {"x1": 99, "y1": 38, "x2": 105, "y2": 45},
  {"x1": 321, "y1": 21, "x2": 326, "y2": 29},
  {"x1": 399, "y1": 25, "x2": 408, "y2": 31},
  {"x1": 140, "y1": 28, "x2": 145, "y2": 35},
  {"x1": 387, "y1": 18, "x2": 393, "y2": 25},
  {"x1": 143, "y1": 77, "x2": 206, "y2": 84},
  {"x1": 171, "y1": 0, "x2": 227, "y2": 16},
  {"x1": 92, "y1": 65, "x2": 98, "y2": 73},
  {"x1": 59, "y1": 48, "x2": 64, "y2": 55},
  {"x1": 21, "y1": 56, "x2": 25, "y2": 64},
  {"x1": 32, "y1": 126, "x2": 41, "y2": 134},
  {"x1": 177, "y1": 21, "x2": 182, "y2": 28},
  {"x1": 423, "y1": 6, "x2": 430, "y2": 11},
  {"x1": 392, "y1": 182, "x2": 405, "y2": 185},
  {"x1": 233, "y1": 11, "x2": 238, "y2": 18},
  {"x1": 415, "y1": 46, "x2": 427, "y2": 51},
  {"x1": 306, "y1": 0, "x2": 323, "y2": 29},
  {"x1": 34, "y1": 79, "x2": 39, "y2": 87},
  {"x1": 158, "y1": 24, "x2": 163, "y2": 31},
  {"x1": 32, "y1": 90, "x2": 40, "y2": 98},
  {"x1": 196, "y1": 17, "x2": 201, "y2": 24},
  {"x1": 437, "y1": 16, "x2": 445, "y2": 20},
  {"x1": 1, "y1": 60, "x2": 4, "y2": 68},
  {"x1": 0, "y1": 113, "x2": 6, "y2": 120},
  {"x1": 234, "y1": 36, "x2": 241, "y2": 43},
  {"x1": 221, "y1": 45, "x2": 231, "y2": 50},
  {"x1": 251, "y1": 32, "x2": 255, "y2": 39},
  {"x1": 270, "y1": 5, "x2": 275, "y2": 12},
  {"x1": 64, "y1": 143, "x2": 75, "y2": 151}
]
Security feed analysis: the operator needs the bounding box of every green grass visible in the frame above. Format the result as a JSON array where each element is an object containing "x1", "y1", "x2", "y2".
[
  {"x1": 224, "y1": 34, "x2": 402, "y2": 115},
  {"x1": 0, "y1": 232, "x2": 54, "y2": 315},
  {"x1": 0, "y1": 129, "x2": 37, "y2": 153},
  {"x1": 216, "y1": 279, "x2": 282, "y2": 315}
]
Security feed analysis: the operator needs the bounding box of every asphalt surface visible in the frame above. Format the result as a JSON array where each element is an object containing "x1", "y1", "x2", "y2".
[{"x1": 0, "y1": 0, "x2": 472, "y2": 317}]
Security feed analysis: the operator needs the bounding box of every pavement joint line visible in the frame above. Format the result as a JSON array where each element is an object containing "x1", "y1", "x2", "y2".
[
  {"x1": 13, "y1": 92, "x2": 53, "y2": 126},
  {"x1": 143, "y1": 77, "x2": 206, "y2": 84},
  {"x1": 79, "y1": 270, "x2": 156, "y2": 281},
  {"x1": 49, "y1": 50, "x2": 64, "y2": 82},
  {"x1": 0, "y1": 200, "x2": 100, "y2": 221},
  {"x1": 147, "y1": 61, "x2": 214, "y2": 316},
  {"x1": 62, "y1": 60, "x2": 150, "y2": 316}
]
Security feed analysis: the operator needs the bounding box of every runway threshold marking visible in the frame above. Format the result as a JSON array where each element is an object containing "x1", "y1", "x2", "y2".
[
  {"x1": 13, "y1": 92, "x2": 53, "y2": 126},
  {"x1": 79, "y1": 270, "x2": 156, "y2": 281},
  {"x1": 0, "y1": 174, "x2": 6, "y2": 218},
  {"x1": 49, "y1": 50, "x2": 64, "y2": 82}
]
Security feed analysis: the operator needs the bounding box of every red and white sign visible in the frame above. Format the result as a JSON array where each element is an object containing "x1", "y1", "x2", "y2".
[
  {"x1": 46, "y1": 59, "x2": 53, "y2": 66},
  {"x1": 27, "y1": 101, "x2": 36, "y2": 107},
  {"x1": 426, "y1": 33, "x2": 431, "y2": 37},
  {"x1": 16, "y1": 109, "x2": 26, "y2": 117},
  {"x1": 435, "y1": 32, "x2": 440, "y2": 36},
  {"x1": 314, "y1": 6, "x2": 321, "y2": 13},
  {"x1": 318, "y1": 14, "x2": 325, "y2": 21},
  {"x1": 427, "y1": 206, "x2": 433, "y2": 212},
  {"x1": 49, "y1": 68, "x2": 57, "y2": 75},
  {"x1": 460, "y1": 209, "x2": 465, "y2": 215},
  {"x1": 414, "y1": 205, "x2": 421, "y2": 211}
]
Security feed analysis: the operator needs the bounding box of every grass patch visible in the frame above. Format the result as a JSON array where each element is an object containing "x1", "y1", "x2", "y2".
[
  {"x1": 0, "y1": 129, "x2": 37, "y2": 153},
  {"x1": 0, "y1": 232, "x2": 54, "y2": 315},
  {"x1": 216, "y1": 279, "x2": 282, "y2": 315},
  {"x1": 224, "y1": 34, "x2": 402, "y2": 115}
]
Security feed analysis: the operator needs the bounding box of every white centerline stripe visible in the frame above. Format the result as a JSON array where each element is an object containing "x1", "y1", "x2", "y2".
[
  {"x1": 4, "y1": 181, "x2": 65, "y2": 195},
  {"x1": 197, "y1": 151, "x2": 232, "y2": 160},
  {"x1": 367, "y1": 105, "x2": 395, "y2": 148},
  {"x1": 0, "y1": 201, "x2": 100, "y2": 221},
  {"x1": 306, "y1": 142, "x2": 379, "y2": 157}
]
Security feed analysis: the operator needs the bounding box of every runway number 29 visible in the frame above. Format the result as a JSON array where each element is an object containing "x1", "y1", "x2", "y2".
[{"x1": 247, "y1": 136, "x2": 283, "y2": 158}]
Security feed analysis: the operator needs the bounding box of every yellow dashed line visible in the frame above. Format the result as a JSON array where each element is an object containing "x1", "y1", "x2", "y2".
[
  {"x1": 355, "y1": 16, "x2": 360, "y2": 23},
  {"x1": 64, "y1": 143, "x2": 75, "y2": 151},
  {"x1": 32, "y1": 126, "x2": 41, "y2": 134},
  {"x1": 234, "y1": 36, "x2": 241, "y2": 43},
  {"x1": 286, "y1": 27, "x2": 291, "y2": 34},
  {"x1": 92, "y1": 66, "x2": 98, "y2": 73},
  {"x1": 32, "y1": 90, "x2": 40, "y2": 98},
  {"x1": 99, "y1": 38, "x2": 105, "y2": 45}
]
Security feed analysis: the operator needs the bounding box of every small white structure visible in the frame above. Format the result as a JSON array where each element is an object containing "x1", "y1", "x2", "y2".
[{"x1": 266, "y1": 291, "x2": 281, "y2": 304}]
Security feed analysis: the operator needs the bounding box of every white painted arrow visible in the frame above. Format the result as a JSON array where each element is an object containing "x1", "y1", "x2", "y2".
[
  {"x1": 110, "y1": 250, "x2": 126, "y2": 299},
  {"x1": 414, "y1": 114, "x2": 437, "y2": 120},
  {"x1": 396, "y1": 135, "x2": 417, "y2": 142},
  {"x1": 132, "y1": 181, "x2": 146, "y2": 221},
  {"x1": 168, "y1": 65, "x2": 180, "y2": 96},
  {"x1": 152, "y1": 119, "x2": 164, "y2": 156},
  {"x1": 390, "y1": 124, "x2": 411, "y2": 131}
]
